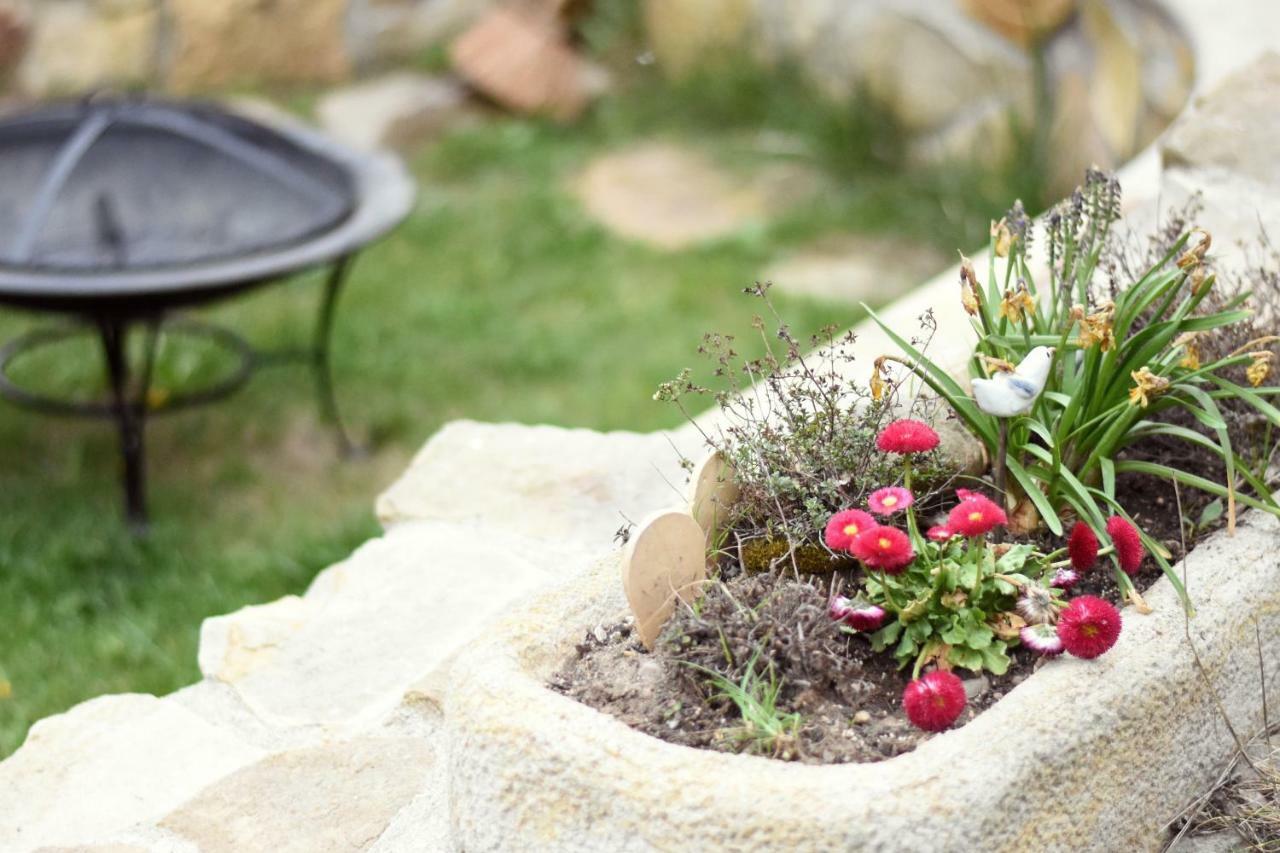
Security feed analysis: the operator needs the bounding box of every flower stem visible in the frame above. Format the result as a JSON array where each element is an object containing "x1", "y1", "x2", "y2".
[
  {"x1": 903, "y1": 457, "x2": 921, "y2": 546},
  {"x1": 1050, "y1": 545, "x2": 1114, "y2": 569}
]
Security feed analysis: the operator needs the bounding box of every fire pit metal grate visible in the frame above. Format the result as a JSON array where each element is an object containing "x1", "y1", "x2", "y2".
[{"x1": 0, "y1": 97, "x2": 415, "y2": 529}]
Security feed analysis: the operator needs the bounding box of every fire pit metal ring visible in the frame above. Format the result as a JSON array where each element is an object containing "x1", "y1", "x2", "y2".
[
  {"x1": 0, "y1": 315, "x2": 255, "y2": 417},
  {"x1": 0, "y1": 98, "x2": 415, "y2": 530}
]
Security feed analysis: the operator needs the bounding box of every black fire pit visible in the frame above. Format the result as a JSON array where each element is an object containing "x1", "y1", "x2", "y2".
[{"x1": 0, "y1": 97, "x2": 415, "y2": 529}]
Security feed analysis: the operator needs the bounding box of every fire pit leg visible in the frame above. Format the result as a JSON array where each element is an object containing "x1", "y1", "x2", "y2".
[
  {"x1": 314, "y1": 255, "x2": 361, "y2": 457},
  {"x1": 97, "y1": 316, "x2": 156, "y2": 532}
]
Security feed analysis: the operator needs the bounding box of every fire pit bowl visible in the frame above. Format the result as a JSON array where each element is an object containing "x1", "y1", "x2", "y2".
[{"x1": 0, "y1": 97, "x2": 415, "y2": 528}]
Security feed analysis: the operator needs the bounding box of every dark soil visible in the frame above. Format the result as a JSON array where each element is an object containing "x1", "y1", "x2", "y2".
[
  {"x1": 551, "y1": 467, "x2": 1231, "y2": 766},
  {"x1": 551, "y1": 573, "x2": 1043, "y2": 765}
]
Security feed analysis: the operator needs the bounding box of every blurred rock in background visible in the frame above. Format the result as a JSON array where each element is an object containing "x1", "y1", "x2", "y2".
[{"x1": 643, "y1": 0, "x2": 1193, "y2": 199}]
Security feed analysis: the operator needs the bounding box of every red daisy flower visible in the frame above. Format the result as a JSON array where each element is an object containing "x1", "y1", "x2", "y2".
[
  {"x1": 1106, "y1": 516, "x2": 1145, "y2": 575},
  {"x1": 1067, "y1": 522, "x2": 1100, "y2": 572},
  {"x1": 876, "y1": 419, "x2": 941, "y2": 454},
  {"x1": 824, "y1": 509, "x2": 877, "y2": 552},
  {"x1": 850, "y1": 525, "x2": 914, "y2": 572},
  {"x1": 902, "y1": 670, "x2": 967, "y2": 732},
  {"x1": 947, "y1": 493, "x2": 1007, "y2": 537},
  {"x1": 868, "y1": 486, "x2": 914, "y2": 516},
  {"x1": 844, "y1": 604, "x2": 888, "y2": 632},
  {"x1": 1056, "y1": 595, "x2": 1122, "y2": 659},
  {"x1": 926, "y1": 525, "x2": 954, "y2": 542}
]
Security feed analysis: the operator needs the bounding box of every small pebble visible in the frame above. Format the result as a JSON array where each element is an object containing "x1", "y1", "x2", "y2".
[
  {"x1": 592, "y1": 625, "x2": 608, "y2": 644},
  {"x1": 853, "y1": 710, "x2": 872, "y2": 724}
]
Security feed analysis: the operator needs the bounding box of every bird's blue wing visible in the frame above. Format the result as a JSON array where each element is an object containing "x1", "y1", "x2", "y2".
[{"x1": 1007, "y1": 377, "x2": 1039, "y2": 398}]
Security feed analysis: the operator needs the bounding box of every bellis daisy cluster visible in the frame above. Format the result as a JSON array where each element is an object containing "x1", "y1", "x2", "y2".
[{"x1": 820, "y1": 417, "x2": 1135, "y2": 734}]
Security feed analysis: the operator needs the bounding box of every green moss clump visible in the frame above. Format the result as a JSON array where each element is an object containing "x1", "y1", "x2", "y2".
[{"x1": 739, "y1": 538, "x2": 851, "y2": 575}]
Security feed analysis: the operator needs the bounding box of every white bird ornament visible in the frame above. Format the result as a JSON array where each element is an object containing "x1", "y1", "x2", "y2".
[{"x1": 972, "y1": 346, "x2": 1056, "y2": 417}]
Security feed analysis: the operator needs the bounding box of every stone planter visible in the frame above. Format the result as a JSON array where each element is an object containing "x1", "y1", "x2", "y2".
[
  {"x1": 446, "y1": 506, "x2": 1280, "y2": 851},
  {"x1": 4, "y1": 20, "x2": 1280, "y2": 853}
]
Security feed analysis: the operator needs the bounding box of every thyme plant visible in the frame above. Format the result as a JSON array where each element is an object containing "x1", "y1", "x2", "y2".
[{"x1": 655, "y1": 284, "x2": 953, "y2": 558}]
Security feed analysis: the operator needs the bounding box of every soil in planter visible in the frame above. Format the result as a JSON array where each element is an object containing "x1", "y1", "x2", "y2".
[{"x1": 552, "y1": 469, "x2": 1223, "y2": 765}]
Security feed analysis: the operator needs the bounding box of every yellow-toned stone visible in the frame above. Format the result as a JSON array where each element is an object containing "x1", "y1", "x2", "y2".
[
  {"x1": 16, "y1": 2, "x2": 158, "y2": 95},
  {"x1": 643, "y1": 0, "x2": 751, "y2": 78},
  {"x1": 160, "y1": 739, "x2": 434, "y2": 852},
  {"x1": 571, "y1": 141, "x2": 816, "y2": 250},
  {"x1": 166, "y1": 0, "x2": 350, "y2": 92},
  {"x1": 1082, "y1": 0, "x2": 1142, "y2": 156},
  {"x1": 960, "y1": 0, "x2": 1078, "y2": 46},
  {"x1": 1047, "y1": 70, "x2": 1116, "y2": 199}
]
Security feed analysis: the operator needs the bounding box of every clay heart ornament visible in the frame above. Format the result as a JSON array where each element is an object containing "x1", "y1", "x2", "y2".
[
  {"x1": 621, "y1": 509, "x2": 708, "y2": 649},
  {"x1": 686, "y1": 450, "x2": 740, "y2": 550}
]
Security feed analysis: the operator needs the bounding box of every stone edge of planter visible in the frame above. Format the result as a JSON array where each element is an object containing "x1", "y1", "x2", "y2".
[
  {"x1": 446, "y1": 505, "x2": 1280, "y2": 852},
  {"x1": 447, "y1": 48, "x2": 1280, "y2": 849}
]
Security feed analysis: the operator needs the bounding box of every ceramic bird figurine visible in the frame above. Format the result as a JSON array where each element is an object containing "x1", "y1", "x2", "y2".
[{"x1": 972, "y1": 346, "x2": 1055, "y2": 417}]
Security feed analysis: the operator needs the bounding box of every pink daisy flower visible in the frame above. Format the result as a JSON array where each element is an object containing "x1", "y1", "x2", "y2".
[
  {"x1": 926, "y1": 525, "x2": 954, "y2": 542},
  {"x1": 850, "y1": 525, "x2": 914, "y2": 573},
  {"x1": 1020, "y1": 623, "x2": 1064, "y2": 656},
  {"x1": 876, "y1": 419, "x2": 940, "y2": 454},
  {"x1": 829, "y1": 596, "x2": 888, "y2": 632},
  {"x1": 824, "y1": 509, "x2": 877, "y2": 552},
  {"x1": 868, "y1": 486, "x2": 914, "y2": 516},
  {"x1": 947, "y1": 492, "x2": 1007, "y2": 537},
  {"x1": 1051, "y1": 568, "x2": 1080, "y2": 590}
]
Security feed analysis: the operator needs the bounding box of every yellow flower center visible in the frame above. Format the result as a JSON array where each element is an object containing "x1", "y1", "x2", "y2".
[
  {"x1": 843, "y1": 524, "x2": 861, "y2": 537},
  {"x1": 1082, "y1": 624, "x2": 1099, "y2": 638},
  {"x1": 882, "y1": 495, "x2": 898, "y2": 507},
  {"x1": 878, "y1": 537, "x2": 891, "y2": 550},
  {"x1": 968, "y1": 511, "x2": 983, "y2": 523}
]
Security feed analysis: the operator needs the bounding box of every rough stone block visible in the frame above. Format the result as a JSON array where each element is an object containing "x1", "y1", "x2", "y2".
[
  {"x1": 16, "y1": 0, "x2": 157, "y2": 95},
  {"x1": 316, "y1": 72, "x2": 471, "y2": 152},
  {"x1": 165, "y1": 0, "x2": 349, "y2": 92},
  {"x1": 376, "y1": 420, "x2": 698, "y2": 549},
  {"x1": 159, "y1": 738, "x2": 435, "y2": 853},
  {"x1": 1162, "y1": 50, "x2": 1280, "y2": 187},
  {"x1": 196, "y1": 520, "x2": 552, "y2": 729},
  {"x1": 0, "y1": 695, "x2": 262, "y2": 850}
]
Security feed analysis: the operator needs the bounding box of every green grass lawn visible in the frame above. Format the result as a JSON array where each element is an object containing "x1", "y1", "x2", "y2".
[{"x1": 0, "y1": 54, "x2": 1041, "y2": 755}]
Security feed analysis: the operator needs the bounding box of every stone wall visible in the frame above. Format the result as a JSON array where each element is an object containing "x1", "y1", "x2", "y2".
[
  {"x1": 645, "y1": 0, "x2": 1194, "y2": 198},
  {"x1": 0, "y1": 0, "x2": 495, "y2": 96}
]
